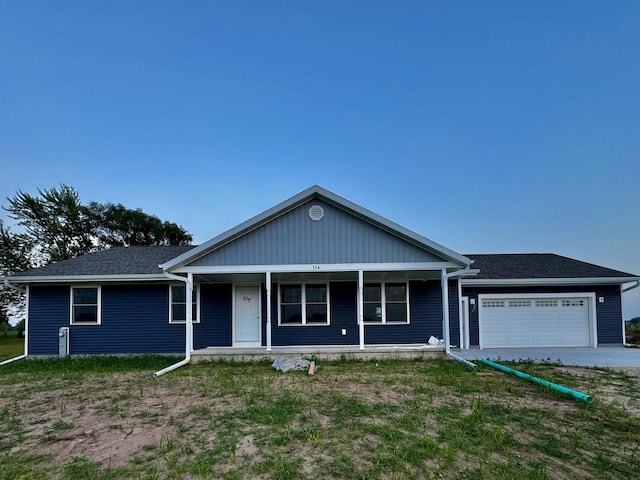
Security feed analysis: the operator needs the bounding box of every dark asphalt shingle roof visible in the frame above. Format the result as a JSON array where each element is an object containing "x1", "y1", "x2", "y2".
[
  {"x1": 13, "y1": 246, "x2": 195, "y2": 277},
  {"x1": 8, "y1": 248, "x2": 638, "y2": 280},
  {"x1": 465, "y1": 253, "x2": 636, "y2": 279}
]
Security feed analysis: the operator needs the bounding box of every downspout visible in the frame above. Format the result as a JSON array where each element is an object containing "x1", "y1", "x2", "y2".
[
  {"x1": 0, "y1": 279, "x2": 28, "y2": 366},
  {"x1": 442, "y1": 269, "x2": 478, "y2": 368},
  {"x1": 154, "y1": 272, "x2": 194, "y2": 377},
  {"x1": 622, "y1": 281, "x2": 640, "y2": 346}
]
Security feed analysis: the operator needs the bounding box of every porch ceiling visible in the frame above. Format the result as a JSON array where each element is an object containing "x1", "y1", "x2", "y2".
[{"x1": 193, "y1": 269, "x2": 443, "y2": 284}]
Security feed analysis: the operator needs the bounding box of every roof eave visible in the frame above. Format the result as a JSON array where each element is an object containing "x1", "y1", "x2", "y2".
[
  {"x1": 4, "y1": 274, "x2": 170, "y2": 284},
  {"x1": 460, "y1": 277, "x2": 640, "y2": 286},
  {"x1": 161, "y1": 185, "x2": 471, "y2": 271}
]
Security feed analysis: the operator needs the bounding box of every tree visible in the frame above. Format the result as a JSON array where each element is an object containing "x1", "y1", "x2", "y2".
[
  {"x1": 4, "y1": 185, "x2": 193, "y2": 265},
  {"x1": 2, "y1": 185, "x2": 193, "y2": 315},
  {"x1": 5, "y1": 185, "x2": 95, "y2": 263},
  {"x1": 88, "y1": 202, "x2": 193, "y2": 248},
  {"x1": 0, "y1": 220, "x2": 34, "y2": 319}
]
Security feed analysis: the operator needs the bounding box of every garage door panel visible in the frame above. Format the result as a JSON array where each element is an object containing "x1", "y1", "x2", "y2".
[{"x1": 480, "y1": 296, "x2": 591, "y2": 348}]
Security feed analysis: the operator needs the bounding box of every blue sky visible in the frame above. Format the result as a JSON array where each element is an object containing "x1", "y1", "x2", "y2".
[{"x1": 1, "y1": 0, "x2": 639, "y2": 318}]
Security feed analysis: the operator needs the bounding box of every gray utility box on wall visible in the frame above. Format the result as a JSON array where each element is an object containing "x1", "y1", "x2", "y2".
[{"x1": 58, "y1": 327, "x2": 69, "y2": 357}]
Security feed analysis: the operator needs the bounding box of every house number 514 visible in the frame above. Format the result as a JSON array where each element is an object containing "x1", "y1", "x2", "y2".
[{"x1": 312, "y1": 265, "x2": 321, "y2": 270}]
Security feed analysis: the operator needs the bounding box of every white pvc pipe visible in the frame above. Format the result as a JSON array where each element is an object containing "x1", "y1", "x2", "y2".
[{"x1": 0, "y1": 354, "x2": 27, "y2": 367}]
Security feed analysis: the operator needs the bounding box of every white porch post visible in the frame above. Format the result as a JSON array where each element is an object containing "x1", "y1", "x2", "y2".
[
  {"x1": 266, "y1": 271, "x2": 272, "y2": 351},
  {"x1": 358, "y1": 270, "x2": 365, "y2": 350},
  {"x1": 441, "y1": 269, "x2": 450, "y2": 349},
  {"x1": 186, "y1": 272, "x2": 194, "y2": 354}
]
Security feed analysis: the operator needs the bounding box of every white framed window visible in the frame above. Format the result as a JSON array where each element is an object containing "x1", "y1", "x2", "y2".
[
  {"x1": 363, "y1": 282, "x2": 410, "y2": 324},
  {"x1": 278, "y1": 283, "x2": 330, "y2": 326},
  {"x1": 70, "y1": 286, "x2": 101, "y2": 325},
  {"x1": 169, "y1": 284, "x2": 200, "y2": 324}
]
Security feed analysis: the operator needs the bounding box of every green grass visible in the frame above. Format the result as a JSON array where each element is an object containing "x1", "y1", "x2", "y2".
[
  {"x1": 0, "y1": 356, "x2": 639, "y2": 479},
  {"x1": 0, "y1": 331, "x2": 24, "y2": 362}
]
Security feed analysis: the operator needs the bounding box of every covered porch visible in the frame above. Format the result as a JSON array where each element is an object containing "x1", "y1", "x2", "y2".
[{"x1": 170, "y1": 262, "x2": 477, "y2": 355}]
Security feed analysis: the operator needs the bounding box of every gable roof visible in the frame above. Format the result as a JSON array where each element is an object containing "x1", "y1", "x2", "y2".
[
  {"x1": 161, "y1": 185, "x2": 472, "y2": 270},
  {"x1": 465, "y1": 253, "x2": 638, "y2": 281},
  {"x1": 5, "y1": 249, "x2": 637, "y2": 284}
]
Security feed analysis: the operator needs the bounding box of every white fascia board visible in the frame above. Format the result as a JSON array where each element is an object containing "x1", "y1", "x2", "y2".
[
  {"x1": 161, "y1": 185, "x2": 472, "y2": 271},
  {"x1": 173, "y1": 262, "x2": 461, "y2": 274},
  {"x1": 6, "y1": 274, "x2": 171, "y2": 284},
  {"x1": 461, "y1": 277, "x2": 640, "y2": 286}
]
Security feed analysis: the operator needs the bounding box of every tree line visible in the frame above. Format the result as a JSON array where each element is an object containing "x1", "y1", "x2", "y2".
[{"x1": 0, "y1": 185, "x2": 193, "y2": 324}]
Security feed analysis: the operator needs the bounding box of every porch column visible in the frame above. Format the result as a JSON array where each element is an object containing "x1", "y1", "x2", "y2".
[
  {"x1": 441, "y1": 269, "x2": 450, "y2": 348},
  {"x1": 358, "y1": 270, "x2": 365, "y2": 350},
  {"x1": 186, "y1": 272, "x2": 194, "y2": 353},
  {"x1": 266, "y1": 271, "x2": 272, "y2": 351}
]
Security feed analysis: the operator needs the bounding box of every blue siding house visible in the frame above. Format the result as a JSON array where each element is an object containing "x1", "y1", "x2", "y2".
[{"x1": 4, "y1": 186, "x2": 639, "y2": 359}]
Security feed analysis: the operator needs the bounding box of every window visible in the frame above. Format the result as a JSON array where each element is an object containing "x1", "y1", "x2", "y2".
[
  {"x1": 363, "y1": 282, "x2": 409, "y2": 324},
  {"x1": 535, "y1": 299, "x2": 558, "y2": 308},
  {"x1": 170, "y1": 285, "x2": 200, "y2": 323},
  {"x1": 71, "y1": 286, "x2": 101, "y2": 325},
  {"x1": 509, "y1": 300, "x2": 531, "y2": 308},
  {"x1": 482, "y1": 300, "x2": 505, "y2": 308},
  {"x1": 562, "y1": 299, "x2": 585, "y2": 307},
  {"x1": 279, "y1": 283, "x2": 329, "y2": 325}
]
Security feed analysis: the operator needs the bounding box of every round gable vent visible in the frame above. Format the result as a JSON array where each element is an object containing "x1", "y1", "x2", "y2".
[{"x1": 308, "y1": 205, "x2": 325, "y2": 221}]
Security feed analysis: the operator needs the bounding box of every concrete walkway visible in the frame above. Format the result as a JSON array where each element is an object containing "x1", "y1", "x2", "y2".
[{"x1": 452, "y1": 346, "x2": 640, "y2": 367}]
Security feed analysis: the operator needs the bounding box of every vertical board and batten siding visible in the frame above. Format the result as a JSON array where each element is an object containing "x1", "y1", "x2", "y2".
[
  {"x1": 461, "y1": 284, "x2": 623, "y2": 346},
  {"x1": 189, "y1": 200, "x2": 444, "y2": 266}
]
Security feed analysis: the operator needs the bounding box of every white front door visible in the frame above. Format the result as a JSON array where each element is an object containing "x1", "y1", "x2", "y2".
[{"x1": 234, "y1": 285, "x2": 261, "y2": 346}]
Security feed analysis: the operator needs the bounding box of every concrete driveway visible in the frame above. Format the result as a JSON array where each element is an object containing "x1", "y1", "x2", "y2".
[{"x1": 453, "y1": 346, "x2": 640, "y2": 367}]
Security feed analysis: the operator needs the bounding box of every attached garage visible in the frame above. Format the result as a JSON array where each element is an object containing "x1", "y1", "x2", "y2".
[{"x1": 478, "y1": 294, "x2": 595, "y2": 348}]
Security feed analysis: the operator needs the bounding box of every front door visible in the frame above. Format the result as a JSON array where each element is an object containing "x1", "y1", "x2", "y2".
[{"x1": 234, "y1": 285, "x2": 261, "y2": 346}]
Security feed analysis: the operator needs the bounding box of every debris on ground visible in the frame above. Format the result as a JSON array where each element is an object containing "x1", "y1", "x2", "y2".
[
  {"x1": 271, "y1": 357, "x2": 312, "y2": 373},
  {"x1": 428, "y1": 336, "x2": 443, "y2": 346}
]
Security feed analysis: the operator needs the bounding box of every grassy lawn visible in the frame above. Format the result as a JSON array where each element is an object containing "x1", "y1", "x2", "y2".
[
  {"x1": 0, "y1": 330, "x2": 24, "y2": 362},
  {"x1": 1, "y1": 356, "x2": 639, "y2": 480}
]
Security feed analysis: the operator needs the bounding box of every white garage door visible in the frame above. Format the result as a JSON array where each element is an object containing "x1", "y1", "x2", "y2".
[{"x1": 480, "y1": 296, "x2": 591, "y2": 348}]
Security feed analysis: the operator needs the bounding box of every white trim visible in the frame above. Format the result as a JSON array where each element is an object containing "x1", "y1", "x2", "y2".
[
  {"x1": 159, "y1": 185, "x2": 472, "y2": 271},
  {"x1": 621, "y1": 284, "x2": 626, "y2": 345},
  {"x1": 10, "y1": 274, "x2": 171, "y2": 283},
  {"x1": 477, "y1": 292, "x2": 597, "y2": 349},
  {"x1": 277, "y1": 282, "x2": 331, "y2": 326},
  {"x1": 232, "y1": 284, "x2": 262, "y2": 347},
  {"x1": 461, "y1": 296, "x2": 470, "y2": 349},
  {"x1": 266, "y1": 272, "x2": 272, "y2": 351},
  {"x1": 25, "y1": 285, "x2": 29, "y2": 356},
  {"x1": 70, "y1": 285, "x2": 102, "y2": 325},
  {"x1": 169, "y1": 283, "x2": 201, "y2": 324},
  {"x1": 362, "y1": 281, "x2": 410, "y2": 325},
  {"x1": 173, "y1": 262, "x2": 459, "y2": 274},
  {"x1": 457, "y1": 280, "x2": 463, "y2": 349},
  {"x1": 358, "y1": 270, "x2": 364, "y2": 349},
  {"x1": 461, "y1": 277, "x2": 639, "y2": 286}
]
